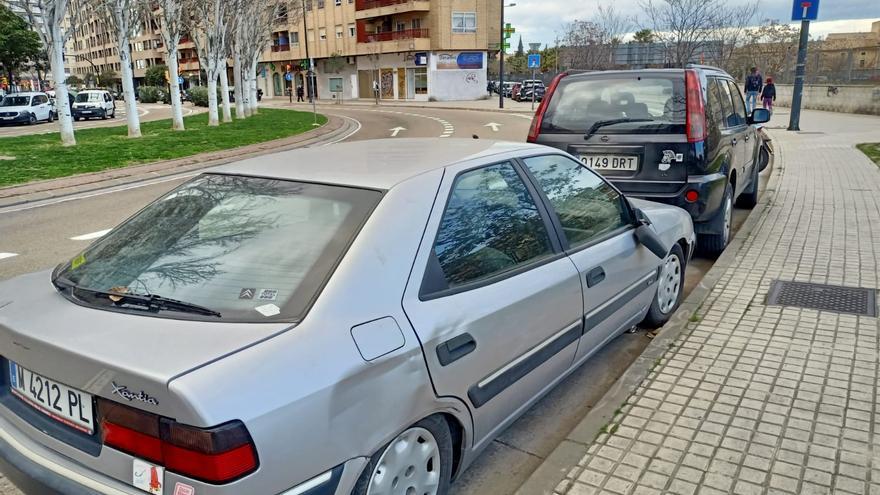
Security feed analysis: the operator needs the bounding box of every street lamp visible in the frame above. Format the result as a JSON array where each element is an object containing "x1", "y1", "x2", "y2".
[{"x1": 499, "y1": 2, "x2": 516, "y2": 109}]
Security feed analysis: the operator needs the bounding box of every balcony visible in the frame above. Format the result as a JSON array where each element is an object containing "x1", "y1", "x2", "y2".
[
  {"x1": 355, "y1": 0, "x2": 430, "y2": 20},
  {"x1": 271, "y1": 44, "x2": 291, "y2": 52},
  {"x1": 358, "y1": 28, "x2": 429, "y2": 43},
  {"x1": 356, "y1": 28, "x2": 430, "y2": 54}
]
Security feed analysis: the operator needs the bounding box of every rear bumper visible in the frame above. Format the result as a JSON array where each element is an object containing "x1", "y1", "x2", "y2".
[
  {"x1": 73, "y1": 109, "x2": 105, "y2": 118},
  {"x1": 621, "y1": 172, "x2": 727, "y2": 225}
]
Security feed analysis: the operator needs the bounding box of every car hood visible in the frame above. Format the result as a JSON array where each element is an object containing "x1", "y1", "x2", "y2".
[
  {"x1": 0, "y1": 105, "x2": 28, "y2": 113},
  {"x1": 0, "y1": 270, "x2": 292, "y2": 417}
]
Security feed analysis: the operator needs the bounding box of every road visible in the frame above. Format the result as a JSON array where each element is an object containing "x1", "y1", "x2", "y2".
[
  {"x1": 0, "y1": 102, "x2": 766, "y2": 495},
  {"x1": 0, "y1": 102, "x2": 206, "y2": 138}
]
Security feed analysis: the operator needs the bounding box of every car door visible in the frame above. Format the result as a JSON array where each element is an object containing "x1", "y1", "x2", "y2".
[
  {"x1": 520, "y1": 154, "x2": 660, "y2": 362},
  {"x1": 726, "y1": 80, "x2": 758, "y2": 182},
  {"x1": 402, "y1": 160, "x2": 584, "y2": 447},
  {"x1": 713, "y1": 78, "x2": 742, "y2": 194}
]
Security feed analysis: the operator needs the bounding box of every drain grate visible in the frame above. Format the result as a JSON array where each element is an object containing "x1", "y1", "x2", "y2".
[{"x1": 767, "y1": 280, "x2": 877, "y2": 317}]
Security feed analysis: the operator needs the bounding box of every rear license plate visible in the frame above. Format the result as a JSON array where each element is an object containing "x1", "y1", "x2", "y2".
[
  {"x1": 580, "y1": 155, "x2": 638, "y2": 171},
  {"x1": 81, "y1": 111, "x2": 92, "y2": 114},
  {"x1": 8, "y1": 361, "x2": 94, "y2": 435}
]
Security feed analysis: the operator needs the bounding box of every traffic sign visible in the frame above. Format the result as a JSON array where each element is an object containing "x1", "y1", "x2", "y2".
[
  {"x1": 177, "y1": 76, "x2": 184, "y2": 85},
  {"x1": 284, "y1": 72, "x2": 292, "y2": 81},
  {"x1": 528, "y1": 54, "x2": 541, "y2": 69},
  {"x1": 791, "y1": 0, "x2": 819, "y2": 20}
]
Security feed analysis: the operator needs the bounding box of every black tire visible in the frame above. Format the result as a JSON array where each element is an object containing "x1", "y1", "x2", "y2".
[
  {"x1": 698, "y1": 183, "x2": 733, "y2": 256},
  {"x1": 48, "y1": 112, "x2": 55, "y2": 123},
  {"x1": 736, "y1": 164, "x2": 759, "y2": 209},
  {"x1": 351, "y1": 415, "x2": 453, "y2": 495},
  {"x1": 101, "y1": 110, "x2": 108, "y2": 120},
  {"x1": 27, "y1": 113, "x2": 37, "y2": 125},
  {"x1": 758, "y1": 145, "x2": 770, "y2": 172},
  {"x1": 642, "y1": 244, "x2": 686, "y2": 328}
]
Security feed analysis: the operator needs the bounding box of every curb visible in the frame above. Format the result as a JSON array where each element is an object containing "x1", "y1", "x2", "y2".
[
  {"x1": 0, "y1": 114, "x2": 350, "y2": 210},
  {"x1": 275, "y1": 100, "x2": 536, "y2": 115},
  {"x1": 514, "y1": 146, "x2": 784, "y2": 495}
]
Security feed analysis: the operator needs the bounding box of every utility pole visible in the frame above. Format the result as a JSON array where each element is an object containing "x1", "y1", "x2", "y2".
[
  {"x1": 499, "y1": 2, "x2": 505, "y2": 109},
  {"x1": 788, "y1": 0, "x2": 819, "y2": 131},
  {"x1": 301, "y1": 0, "x2": 319, "y2": 125}
]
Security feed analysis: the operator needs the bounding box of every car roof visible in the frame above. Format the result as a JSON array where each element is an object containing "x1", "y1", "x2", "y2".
[
  {"x1": 209, "y1": 138, "x2": 544, "y2": 190},
  {"x1": 4, "y1": 92, "x2": 44, "y2": 96},
  {"x1": 564, "y1": 67, "x2": 732, "y2": 79}
]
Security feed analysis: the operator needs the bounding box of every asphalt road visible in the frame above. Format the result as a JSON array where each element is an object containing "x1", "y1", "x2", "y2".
[{"x1": 0, "y1": 103, "x2": 766, "y2": 495}]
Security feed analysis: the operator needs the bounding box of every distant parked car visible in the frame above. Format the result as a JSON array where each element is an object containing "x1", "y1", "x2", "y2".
[
  {"x1": 0, "y1": 91, "x2": 55, "y2": 125},
  {"x1": 511, "y1": 83, "x2": 522, "y2": 101},
  {"x1": 517, "y1": 81, "x2": 546, "y2": 102},
  {"x1": 72, "y1": 89, "x2": 116, "y2": 120}
]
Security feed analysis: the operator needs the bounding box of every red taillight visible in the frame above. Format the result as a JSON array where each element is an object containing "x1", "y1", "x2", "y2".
[
  {"x1": 98, "y1": 399, "x2": 258, "y2": 484},
  {"x1": 685, "y1": 69, "x2": 707, "y2": 143},
  {"x1": 685, "y1": 190, "x2": 699, "y2": 203},
  {"x1": 527, "y1": 72, "x2": 567, "y2": 143}
]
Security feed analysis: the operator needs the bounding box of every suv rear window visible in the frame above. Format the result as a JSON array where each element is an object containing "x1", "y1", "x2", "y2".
[
  {"x1": 541, "y1": 73, "x2": 685, "y2": 134},
  {"x1": 54, "y1": 174, "x2": 381, "y2": 322}
]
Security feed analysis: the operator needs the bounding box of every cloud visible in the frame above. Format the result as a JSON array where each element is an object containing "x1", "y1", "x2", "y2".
[{"x1": 506, "y1": 0, "x2": 880, "y2": 47}]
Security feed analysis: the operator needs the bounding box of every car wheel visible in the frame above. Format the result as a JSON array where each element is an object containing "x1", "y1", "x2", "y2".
[
  {"x1": 28, "y1": 113, "x2": 37, "y2": 125},
  {"x1": 736, "y1": 164, "x2": 759, "y2": 209},
  {"x1": 351, "y1": 416, "x2": 453, "y2": 495},
  {"x1": 758, "y1": 145, "x2": 771, "y2": 172},
  {"x1": 642, "y1": 244, "x2": 685, "y2": 328},
  {"x1": 48, "y1": 112, "x2": 55, "y2": 122},
  {"x1": 101, "y1": 111, "x2": 108, "y2": 120},
  {"x1": 698, "y1": 183, "x2": 733, "y2": 256}
]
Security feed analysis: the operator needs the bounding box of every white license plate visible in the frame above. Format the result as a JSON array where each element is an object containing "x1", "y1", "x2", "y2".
[
  {"x1": 8, "y1": 362, "x2": 95, "y2": 435},
  {"x1": 81, "y1": 111, "x2": 92, "y2": 114},
  {"x1": 580, "y1": 155, "x2": 638, "y2": 171}
]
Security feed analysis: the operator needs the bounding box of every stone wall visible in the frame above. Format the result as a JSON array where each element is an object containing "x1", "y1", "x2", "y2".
[{"x1": 775, "y1": 84, "x2": 880, "y2": 115}]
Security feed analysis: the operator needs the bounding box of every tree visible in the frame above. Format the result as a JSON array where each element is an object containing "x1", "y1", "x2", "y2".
[
  {"x1": 96, "y1": 69, "x2": 118, "y2": 87},
  {"x1": 12, "y1": 0, "x2": 77, "y2": 145},
  {"x1": 233, "y1": 0, "x2": 293, "y2": 116},
  {"x1": 152, "y1": 0, "x2": 186, "y2": 130},
  {"x1": 540, "y1": 46, "x2": 558, "y2": 73},
  {"x1": 734, "y1": 20, "x2": 799, "y2": 81},
  {"x1": 632, "y1": 29, "x2": 655, "y2": 43},
  {"x1": 707, "y1": 1, "x2": 758, "y2": 73},
  {"x1": 144, "y1": 64, "x2": 168, "y2": 86},
  {"x1": 92, "y1": 0, "x2": 142, "y2": 137},
  {"x1": 640, "y1": 0, "x2": 723, "y2": 67},
  {"x1": 66, "y1": 74, "x2": 83, "y2": 86},
  {"x1": 0, "y1": 4, "x2": 42, "y2": 90},
  {"x1": 185, "y1": 0, "x2": 230, "y2": 126},
  {"x1": 559, "y1": 4, "x2": 630, "y2": 70}
]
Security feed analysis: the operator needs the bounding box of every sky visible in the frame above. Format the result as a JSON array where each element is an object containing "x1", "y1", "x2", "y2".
[{"x1": 504, "y1": 0, "x2": 880, "y2": 48}]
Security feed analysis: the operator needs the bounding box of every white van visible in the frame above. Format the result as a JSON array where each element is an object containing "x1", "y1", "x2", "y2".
[{"x1": 72, "y1": 89, "x2": 116, "y2": 120}]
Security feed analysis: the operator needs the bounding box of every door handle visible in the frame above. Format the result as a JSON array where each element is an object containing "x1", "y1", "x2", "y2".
[
  {"x1": 586, "y1": 267, "x2": 606, "y2": 288},
  {"x1": 436, "y1": 333, "x2": 476, "y2": 366}
]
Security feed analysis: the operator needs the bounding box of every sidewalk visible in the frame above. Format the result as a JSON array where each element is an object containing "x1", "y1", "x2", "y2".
[{"x1": 522, "y1": 109, "x2": 880, "y2": 495}]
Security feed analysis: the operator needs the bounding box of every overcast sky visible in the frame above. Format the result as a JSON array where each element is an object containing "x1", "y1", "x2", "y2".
[{"x1": 504, "y1": 0, "x2": 880, "y2": 48}]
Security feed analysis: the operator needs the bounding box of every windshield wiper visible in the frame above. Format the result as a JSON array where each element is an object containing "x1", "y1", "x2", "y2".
[
  {"x1": 585, "y1": 118, "x2": 654, "y2": 140},
  {"x1": 53, "y1": 278, "x2": 221, "y2": 318}
]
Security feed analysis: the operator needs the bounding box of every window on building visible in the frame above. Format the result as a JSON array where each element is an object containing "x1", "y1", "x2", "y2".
[
  {"x1": 452, "y1": 12, "x2": 477, "y2": 33},
  {"x1": 317, "y1": 0, "x2": 325, "y2": 8},
  {"x1": 291, "y1": 31, "x2": 300, "y2": 46},
  {"x1": 336, "y1": 25, "x2": 343, "y2": 38},
  {"x1": 396, "y1": 22, "x2": 406, "y2": 32},
  {"x1": 276, "y1": 4, "x2": 288, "y2": 22},
  {"x1": 335, "y1": 0, "x2": 342, "y2": 5},
  {"x1": 412, "y1": 18, "x2": 422, "y2": 30},
  {"x1": 414, "y1": 67, "x2": 427, "y2": 94},
  {"x1": 305, "y1": 0, "x2": 312, "y2": 10},
  {"x1": 319, "y1": 28, "x2": 327, "y2": 40},
  {"x1": 348, "y1": 24, "x2": 356, "y2": 37},
  {"x1": 860, "y1": 59, "x2": 866, "y2": 68},
  {"x1": 135, "y1": 59, "x2": 146, "y2": 69}
]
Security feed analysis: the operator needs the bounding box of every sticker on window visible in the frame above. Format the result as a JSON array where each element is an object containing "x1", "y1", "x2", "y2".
[
  {"x1": 255, "y1": 304, "x2": 281, "y2": 317},
  {"x1": 258, "y1": 289, "x2": 278, "y2": 301}
]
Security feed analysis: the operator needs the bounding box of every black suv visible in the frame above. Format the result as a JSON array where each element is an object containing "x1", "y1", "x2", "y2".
[{"x1": 528, "y1": 66, "x2": 770, "y2": 254}]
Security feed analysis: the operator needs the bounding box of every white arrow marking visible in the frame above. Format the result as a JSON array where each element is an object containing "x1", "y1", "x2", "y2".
[
  {"x1": 0, "y1": 253, "x2": 18, "y2": 260},
  {"x1": 484, "y1": 122, "x2": 502, "y2": 132},
  {"x1": 70, "y1": 229, "x2": 111, "y2": 241},
  {"x1": 390, "y1": 126, "x2": 407, "y2": 137}
]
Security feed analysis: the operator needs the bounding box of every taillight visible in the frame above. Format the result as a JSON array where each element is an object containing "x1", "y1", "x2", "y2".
[
  {"x1": 527, "y1": 72, "x2": 567, "y2": 143},
  {"x1": 685, "y1": 69, "x2": 707, "y2": 143},
  {"x1": 98, "y1": 399, "x2": 258, "y2": 484}
]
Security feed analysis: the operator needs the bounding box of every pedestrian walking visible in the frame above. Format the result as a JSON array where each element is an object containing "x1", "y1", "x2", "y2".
[
  {"x1": 744, "y1": 67, "x2": 763, "y2": 113},
  {"x1": 761, "y1": 77, "x2": 776, "y2": 114},
  {"x1": 296, "y1": 85, "x2": 304, "y2": 102}
]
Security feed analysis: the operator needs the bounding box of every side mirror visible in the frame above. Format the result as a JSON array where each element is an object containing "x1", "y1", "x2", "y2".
[
  {"x1": 749, "y1": 108, "x2": 770, "y2": 124},
  {"x1": 632, "y1": 208, "x2": 667, "y2": 259}
]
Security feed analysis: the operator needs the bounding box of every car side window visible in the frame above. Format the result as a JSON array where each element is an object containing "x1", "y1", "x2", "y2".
[
  {"x1": 706, "y1": 78, "x2": 725, "y2": 145},
  {"x1": 726, "y1": 81, "x2": 747, "y2": 126},
  {"x1": 432, "y1": 162, "x2": 554, "y2": 287},
  {"x1": 523, "y1": 155, "x2": 630, "y2": 248},
  {"x1": 104, "y1": 93, "x2": 111, "y2": 102},
  {"x1": 716, "y1": 80, "x2": 737, "y2": 128}
]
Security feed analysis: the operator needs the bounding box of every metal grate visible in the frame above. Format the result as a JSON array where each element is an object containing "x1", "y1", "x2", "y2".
[{"x1": 767, "y1": 280, "x2": 877, "y2": 317}]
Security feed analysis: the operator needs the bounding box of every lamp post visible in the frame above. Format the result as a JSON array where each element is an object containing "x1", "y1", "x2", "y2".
[
  {"x1": 499, "y1": 2, "x2": 516, "y2": 109},
  {"x1": 301, "y1": 0, "x2": 319, "y2": 125}
]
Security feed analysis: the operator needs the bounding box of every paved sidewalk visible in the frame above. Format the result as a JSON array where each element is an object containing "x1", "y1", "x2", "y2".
[{"x1": 541, "y1": 110, "x2": 880, "y2": 495}]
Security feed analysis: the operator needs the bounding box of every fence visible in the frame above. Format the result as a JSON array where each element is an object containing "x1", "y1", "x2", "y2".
[{"x1": 775, "y1": 84, "x2": 880, "y2": 115}]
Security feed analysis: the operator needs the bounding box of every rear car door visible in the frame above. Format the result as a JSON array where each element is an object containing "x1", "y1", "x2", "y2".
[
  {"x1": 726, "y1": 80, "x2": 758, "y2": 182},
  {"x1": 520, "y1": 154, "x2": 660, "y2": 362},
  {"x1": 402, "y1": 161, "x2": 584, "y2": 447},
  {"x1": 715, "y1": 79, "x2": 746, "y2": 195}
]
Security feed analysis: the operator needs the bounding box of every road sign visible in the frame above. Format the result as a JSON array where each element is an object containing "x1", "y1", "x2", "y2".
[
  {"x1": 177, "y1": 76, "x2": 184, "y2": 85},
  {"x1": 528, "y1": 54, "x2": 541, "y2": 69},
  {"x1": 284, "y1": 72, "x2": 292, "y2": 81},
  {"x1": 791, "y1": 0, "x2": 819, "y2": 20}
]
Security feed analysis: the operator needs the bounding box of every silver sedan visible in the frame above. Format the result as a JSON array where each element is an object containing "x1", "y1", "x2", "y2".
[{"x1": 0, "y1": 139, "x2": 694, "y2": 495}]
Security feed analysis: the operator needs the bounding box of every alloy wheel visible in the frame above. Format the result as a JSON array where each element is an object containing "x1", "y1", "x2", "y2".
[
  {"x1": 657, "y1": 253, "x2": 682, "y2": 314},
  {"x1": 367, "y1": 427, "x2": 441, "y2": 495}
]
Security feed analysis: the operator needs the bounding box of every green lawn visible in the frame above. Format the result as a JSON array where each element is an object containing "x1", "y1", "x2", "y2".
[
  {"x1": 857, "y1": 143, "x2": 880, "y2": 167},
  {"x1": 0, "y1": 108, "x2": 327, "y2": 188}
]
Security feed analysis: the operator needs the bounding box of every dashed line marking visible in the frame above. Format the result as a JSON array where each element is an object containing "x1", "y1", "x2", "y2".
[
  {"x1": 0, "y1": 253, "x2": 18, "y2": 261},
  {"x1": 70, "y1": 229, "x2": 111, "y2": 241}
]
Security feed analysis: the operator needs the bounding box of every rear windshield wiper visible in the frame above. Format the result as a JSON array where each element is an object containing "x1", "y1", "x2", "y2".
[
  {"x1": 54, "y1": 278, "x2": 221, "y2": 318},
  {"x1": 585, "y1": 118, "x2": 654, "y2": 140}
]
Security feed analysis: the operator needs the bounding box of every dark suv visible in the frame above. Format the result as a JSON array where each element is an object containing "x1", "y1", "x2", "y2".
[{"x1": 528, "y1": 66, "x2": 770, "y2": 254}]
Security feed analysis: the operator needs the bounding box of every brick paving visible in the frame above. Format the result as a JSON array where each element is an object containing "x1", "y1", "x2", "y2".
[{"x1": 554, "y1": 111, "x2": 880, "y2": 495}]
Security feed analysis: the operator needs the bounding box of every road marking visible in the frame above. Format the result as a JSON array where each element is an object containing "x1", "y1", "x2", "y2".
[
  {"x1": 70, "y1": 229, "x2": 111, "y2": 241},
  {"x1": 485, "y1": 122, "x2": 502, "y2": 132},
  {"x1": 389, "y1": 126, "x2": 407, "y2": 137},
  {"x1": 0, "y1": 253, "x2": 18, "y2": 260},
  {"x1": 318, "y1": 114, "x2": 362, "y2": 146}
]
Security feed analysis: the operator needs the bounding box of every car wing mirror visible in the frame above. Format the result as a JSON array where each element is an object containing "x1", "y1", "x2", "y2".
[
  {"x1": 632, "y1": 208, "x2": 667, "y2": 259},
  {"x1": 748, "y1": 108, "x2": 770, "y2": 125}
]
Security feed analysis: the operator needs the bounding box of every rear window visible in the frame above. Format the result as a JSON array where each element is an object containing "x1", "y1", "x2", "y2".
[
  {"x1": 541, "y1": 74, "x2": 686, "y2": 134},
  {"x1": 55, "y1": 174, "x2": 381, "y2": 322}
]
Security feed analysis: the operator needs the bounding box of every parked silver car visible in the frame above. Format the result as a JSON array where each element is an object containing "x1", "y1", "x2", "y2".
[{"x1": 0, "y1": 139, "x2": 694, "y2": 495}]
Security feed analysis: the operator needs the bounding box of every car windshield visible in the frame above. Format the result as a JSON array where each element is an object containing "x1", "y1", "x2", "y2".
[
  {"x1": 541, "y1": 74, "x2": 686, "y2": 133},
  {"x1": 54, "y1": 174, "x2": 382, "y2": 322},
  {"x1": 75, "y1": 92, "x2": 102, "y2": 102},
  {"x1": 0, "y1": 96, "x2": 30, "y2": 106}
]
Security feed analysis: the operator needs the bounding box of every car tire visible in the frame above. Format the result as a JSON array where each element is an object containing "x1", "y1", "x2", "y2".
[
  {"x1": 736, "y1": 164, "x2": 759, "y2": 209},
  {"x1": 642, "y1": 243, "x2": 686, "y2": 329},
  {"x1": 351, "y1": 415, "x2": 453, "y2": 495},
  {"x1": 48, "y1": 112, "x2": 55, "y2": 123},
  {"x1": 27, "y1": 113, "x2": 37, "y2": 125},
  {"x1": 758, "y1": 145, "x2": 771, "y2": 172},
  {"x1": 101, "y1": 111, "x2": 108, "y2": 120},
  {"x1": 698, "y1": 183, "x2": 733, "y2": 256}
]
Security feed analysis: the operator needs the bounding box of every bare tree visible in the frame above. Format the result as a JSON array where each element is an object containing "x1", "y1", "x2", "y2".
[
  {"x1": 707, "y1": 1, "x2": 759, "y2": 74},
  {"x1": 559, "y1": 4, "x2": 630, "y2": 70},
  {"x1": 184, "y1": 0, "x2": 229, "y2": 126},
  {"x1": 151, "y1": 0, "x2": 186, "y2": 130},
  {"x1": 236, "y1": 0, "x2": 291, "y2": 115},
  {"x1": 735, "y1": 20, "x2": 799, "y2": 81},
  {"x1": 92, "y1": 0, "x2": 142, "y2": 137},
  {"x1": 12, "y1": 0, "x2": 76, "y2": 145},
  {"x1": 640, "y1": 0, "x2": 726, "y2": 67}
]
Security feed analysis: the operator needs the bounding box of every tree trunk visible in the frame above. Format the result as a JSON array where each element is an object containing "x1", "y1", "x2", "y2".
[
  {"x1": 166, "y1": 48, "x2": 185, "y2": 131},
  {"x1": 118, "y1": 45, "x2": 141, "y2": 137},
  {"x1": 50, "y1": 34, "x2": 75, "y2": 146},
  {"x1": 233, "y1": 48, "x2": 245, "y2": 119},
  {"x1": 241, "y1": 63, "x2": 252, "y2": 117},
  {"x1": 219, "y1": 66, "x2": 232, "y2": 122},
  {"x1": 248, "y1": 58, "x2": 259, "y2": 115},
  {"x1": 207, "y1": 71, "x2": 219, "y2": 126}
]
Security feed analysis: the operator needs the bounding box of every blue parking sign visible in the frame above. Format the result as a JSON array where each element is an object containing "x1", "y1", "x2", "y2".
[
  {"x1": 284, "y1": 72, "x2": 292, "y2": 81},
  {"x1": 528, "y1": 54, "x2": 541, "y2": 69},
  {"x1": 791, "y1": 0, "x2": 819, "y2": 21}
]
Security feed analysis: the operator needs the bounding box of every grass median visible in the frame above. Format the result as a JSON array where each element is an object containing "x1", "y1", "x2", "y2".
[
  {"x1": 857, "y1": 143, "x2": 880, "y2": 167},
  {"x1": 0, "y1": 108, "x2": 327, "y2": 188}
]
